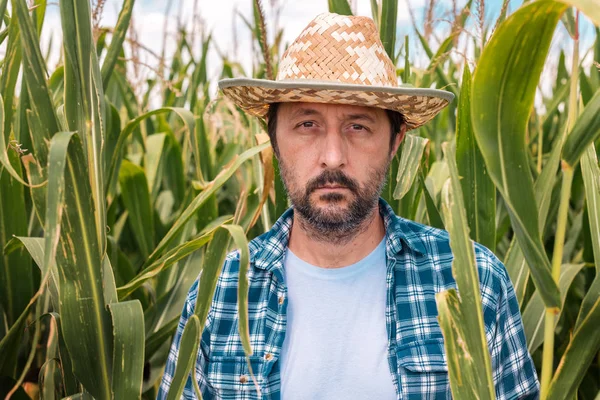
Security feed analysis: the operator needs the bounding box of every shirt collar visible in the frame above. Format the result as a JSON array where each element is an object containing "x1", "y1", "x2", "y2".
[{"x1": 251, "y1": 197, "x2": 427, "y2": 276}]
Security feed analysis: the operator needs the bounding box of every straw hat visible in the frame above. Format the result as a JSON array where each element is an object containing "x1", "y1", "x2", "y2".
[{"x1": 218, "y1": 13, "x2": 454, "y2": 130}]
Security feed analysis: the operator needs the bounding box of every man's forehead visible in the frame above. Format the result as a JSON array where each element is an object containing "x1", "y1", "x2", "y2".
[{"x1": 281, "y1": 102, "x2": 385, "y2": 120}]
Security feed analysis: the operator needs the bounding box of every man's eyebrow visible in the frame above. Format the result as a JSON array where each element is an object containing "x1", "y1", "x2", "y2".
[
  {"x1": 289, "y1": 108, "x2": 321, "y2": 119},
  {"x1": 343, "y1": 113, "x2": 376, "y2": 123}
]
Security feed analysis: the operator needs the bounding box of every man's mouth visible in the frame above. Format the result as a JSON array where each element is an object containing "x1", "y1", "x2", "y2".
[{"x1": 317, "y1": 185, "x2": 348, "y2": 190}]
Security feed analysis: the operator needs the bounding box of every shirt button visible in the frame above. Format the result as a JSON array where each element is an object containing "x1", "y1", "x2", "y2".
[
  {"x1": 239, "y1": 375, "x2": 248, "y2": 383},
  {"x1": 264, "y1": 352, "x2": 273, "y2": 361},
  {"x1": 278, "y1": 295, "x2": 284, "y2": 305}
]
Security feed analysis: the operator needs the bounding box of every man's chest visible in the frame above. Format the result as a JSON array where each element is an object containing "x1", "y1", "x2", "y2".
[{"x1": 199, "y1": 260, "x2": 453, "y2": 399}]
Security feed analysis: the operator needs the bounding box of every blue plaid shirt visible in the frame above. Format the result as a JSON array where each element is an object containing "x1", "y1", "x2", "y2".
[{"x1": 158, "y1": 198, "x2": 539, "y2": 399}]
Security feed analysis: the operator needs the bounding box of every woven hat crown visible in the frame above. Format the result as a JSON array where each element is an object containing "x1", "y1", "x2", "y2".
[{"x1": 276, "y1": 13, "x2": 398, "y2": 87}]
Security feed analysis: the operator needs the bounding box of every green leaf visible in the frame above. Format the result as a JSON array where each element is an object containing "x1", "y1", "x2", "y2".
[
  {"x1": 393, "y1": 134, "x2": 429, "y2": 200},
  {"x1": 12, "y1": 0, "x2": 60, "y2": 139},
  {"x1": 522, "y1": 263, "x2": 586, "y2": 354},
  {"x1": 47, "y1": 132, "x2": 112, "y2": 399},
  {"x1": 100, "y1": 0, "x2": 134, "y2": 88},
  {"x1": 221, "y1": 225, "x2": 252, "y2": 356},
  {"x1": 118, "y1": 159, "x2": 154, "y2": 259},
  {"x1": 144, "y1": 143, "x2": 269, "y2": 269},
  {"x1": 379, "y1": 0, "x2": 398, "y2": 60},
  {"x1": 546, "y1": 294, "x2": 600, "y2": 399},
  {"x1": 562, "y1": 88, "x2": 600, "y2": 167},
  {"x1": 415, "y1": 29, "x2": 458, "y2": 97},
  {"x1": 0, "y1": 96, "x2": 40, "y2": 186},
  {"x1": 118, "y1": 215, "x2": 231, "y2": 298},
  {"x1": 0, "y1": 300, "x2": 34, "y2": 378},
  {"x1": 0, "y1": 126, "x2": 33, "y2": 337},
  {"x1": 328, "y1": 0, "x2": 352, "y2": 15},
  {"x1": 60, "y1": 0, "x2": 107, "y2": 254},
  {"x1": 165, "y1": 314, "x2": 201, "y2": 400},
  {"x1": 418, "y1": 170, "x2": 444, "y2": 229},
  {"x1": 370, "y1": 0, "x2": 380, "y2": 29},
  {"x1": 456, "y1": 65, "x2": 496, "y2": 251},
  {"x1": 145, "y1": 133, "x2": 167, "y2": 200},
  {"x1": 575, "y1": 144, "x2": 600, "y2": 328},
  {"x1": 436, "y1": 290, "x2": 493, "y2": 399},
  {"x1": 108, "y1": 300, "x2": 145, "y2": 399},
  {"x1": 504, "y1": 123, "x2": 566, "y2": 305},
  {"x1": 1, "y1": 12, "x2": 23, "y2": 144},
  {"x1": 471, "y1": 0, "x2": 565, "y2": 309},
  {"x1": 439, "y1": 140, "x2": 495, "y2": 399},
  {"x1": 145, "y1": 316, "x2": 178, "y2": 360},
  {"x1": 106, "y1": 107, "x2": 195, "y2": 198},
  {"x1": 4, "y1": 236, "x2": 57, "y2": 301}
]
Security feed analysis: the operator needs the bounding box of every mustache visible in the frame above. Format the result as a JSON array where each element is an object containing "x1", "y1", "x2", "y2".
[{"x1": 305, "y1": 170, "x2": 359, "y2": 194}]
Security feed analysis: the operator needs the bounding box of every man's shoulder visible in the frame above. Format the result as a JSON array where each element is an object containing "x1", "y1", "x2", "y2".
[
  {"x1": 393, "y1": 214, "x2": 510, "y2": 292},
  {"x1": 220, "y1": 229, "x2": 273, "y2": 269}
]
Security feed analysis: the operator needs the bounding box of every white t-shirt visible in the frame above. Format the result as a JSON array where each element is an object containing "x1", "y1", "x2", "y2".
[{"x1": 280, "y1": 238, "x2": 397, "y2": 399}]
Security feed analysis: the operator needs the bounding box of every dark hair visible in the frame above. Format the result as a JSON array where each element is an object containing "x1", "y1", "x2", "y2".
[{"x1": 266, "y1": 102, "x2": 405, "y2": 156}]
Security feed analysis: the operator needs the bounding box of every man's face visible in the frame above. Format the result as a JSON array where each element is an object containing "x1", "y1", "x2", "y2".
[{"x1": 275, "y1": 102, "x2": 404, "y2": 239}]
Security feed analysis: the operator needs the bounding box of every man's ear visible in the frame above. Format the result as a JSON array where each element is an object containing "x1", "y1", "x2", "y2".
[{"x1": 390, "y1": 123, "x2": 407, "y2": 156}]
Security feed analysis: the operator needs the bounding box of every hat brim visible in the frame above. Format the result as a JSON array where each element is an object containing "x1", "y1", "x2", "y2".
[{"x1": 218, "y1": 78, "x2": 455, "y2": 130}]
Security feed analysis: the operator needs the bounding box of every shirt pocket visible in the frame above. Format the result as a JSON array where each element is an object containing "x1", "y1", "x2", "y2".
[
  {"x1": 205, "y1": 355, "x2": 265, "y2": 400},
  {"x1": 396, "y1": 338, "x2": 451, "y2": 399}
]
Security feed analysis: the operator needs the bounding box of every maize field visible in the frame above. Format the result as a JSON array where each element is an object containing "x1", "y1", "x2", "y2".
[{"x1": 0, "y1": 0, "x2": 599, "y2": 398}]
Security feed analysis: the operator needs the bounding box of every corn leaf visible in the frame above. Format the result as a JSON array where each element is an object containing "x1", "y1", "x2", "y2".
[
  {"x1": 106, "y1": 107, "x2": 195, "y2": 197},
  {"x1": 12, "y1": 0, "x2": 60, "y2": 139},
  {"x1": 436, "y1": 289, "x2": 490, "y2": 398},
  {"x1": 380, "y1": 0, "x2": 398, "y2": 60},
  {"x1": 471, "y1": 0, "x2": 565, "y2": 309},
  {"x1": 165, "y1": 314, "x2": 201, "y2": 400},
  {"x1": 328, "y1": 0, "x2": 352, "y2": 15},
  {"x1": 118, "y1": 159, "x2": 154, "y2": 259},
  {"x1": 145, "y1": 143, "x2": 269, "y2": 268},
  {"x1": 393, "y1": 134, "x2": 429, "y2": 200},
  {"x1": 575, "y1": 144, "x2": 600, "y2": 328},
  {"x1": 61, "y1": 0, "x2": 107, "y2": 254},
  {"x1": 522, "y1": 263, "x2": 586, "y2": 354},
  {"x1": 144, "y1": 133, "x2": 167, "y2": 200},
  {"x1": 108, "y1": 300, "x2": 144, "y2": 399},
  {"x1": 562, "y1": 89, "x2": 600, "y2": 167},
  {"x1": 0, "y1": 127, "x2": 33, "y2": 340},
  {"x1": 504, "y1": 121, "x2": 567, "y2": 305},
  {"x1": 456, "y1": 65, "x2": 495, "y2": 252},
  {"x1": 418, "y1": 170, "x2": 444, "y2": 229},
  {"x1": 546, "y1": 295, "x2": 600, "y2": 399},
  {"x1": 0, "y1": 300, "x2": 34, "y2": 378},
  {"x1": 438, "y1": 139, "x2": 495, "y2": 399},
  {"x1": 1, "y1": 12, "x2": 22, "y2": 143},
  {"x1": 100, "y1": 0, "x2": 134, "y2": 88},
  {"x1": 47, "y1": 131, "x2": 112, "y2": 399},
  {"x1": 145, "y1": 316, "x2": 179, "y2": 360},
  {"x1": 221, "y1": 225, "x2": 252, "y2": 356},
  {"x1": 118, "y1": 215, "x2": 232, "y2": 298}
]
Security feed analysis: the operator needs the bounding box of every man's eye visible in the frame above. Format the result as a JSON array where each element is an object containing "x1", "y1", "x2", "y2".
[
  {"x1": 299, "y1": 121, "x2": 315, "y2": 128},
  {"x1": 350, "y1": 124, "x2": 365, "y2": 131}
]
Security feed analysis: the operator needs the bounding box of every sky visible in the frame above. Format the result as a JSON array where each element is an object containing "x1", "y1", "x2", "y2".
[{"x1": 30, "y1": 0, "x2": 600, "y2": 109}]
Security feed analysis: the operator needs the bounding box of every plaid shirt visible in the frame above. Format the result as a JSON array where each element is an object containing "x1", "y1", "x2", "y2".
[{"x1": 158, "y1": 198, "x2": 539, "y2": 399}]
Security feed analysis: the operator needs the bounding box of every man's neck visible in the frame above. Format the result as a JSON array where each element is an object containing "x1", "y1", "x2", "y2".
[{"x1": 287, "y1": 207, "x2": 386, "y2": 269}]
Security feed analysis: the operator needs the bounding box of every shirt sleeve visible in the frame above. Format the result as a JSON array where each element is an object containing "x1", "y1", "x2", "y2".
[
  {"x1": 489, "y1": 257, "x2": 540, "y2": 400},
  {"x1": 157, "y1": 278, "x2": 207, "y2": 400}
]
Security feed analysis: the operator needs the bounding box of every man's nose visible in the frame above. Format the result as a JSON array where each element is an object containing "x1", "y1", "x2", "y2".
[{"x1": 319, "y1": 128, "x2": 347, "y2": 169}]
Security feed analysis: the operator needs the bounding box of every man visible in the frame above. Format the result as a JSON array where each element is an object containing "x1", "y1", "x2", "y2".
[{"x1": 158, "y1": 12, "x2": 539, "y2": 400}]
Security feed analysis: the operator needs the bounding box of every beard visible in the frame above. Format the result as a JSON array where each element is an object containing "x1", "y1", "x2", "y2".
[{"x1": 278, "y1": 158, "x2": 391, "y2": 244}]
